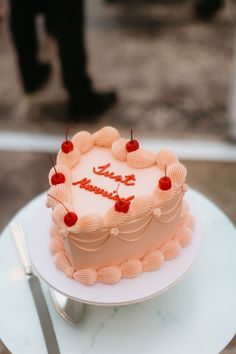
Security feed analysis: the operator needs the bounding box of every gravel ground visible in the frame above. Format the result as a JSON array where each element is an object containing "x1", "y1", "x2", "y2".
[{"x1": 0, "y1": 0, "x2": 235, "y2": 137}]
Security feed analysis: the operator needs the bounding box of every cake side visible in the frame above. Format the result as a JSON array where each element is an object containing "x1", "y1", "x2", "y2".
[
  {"x1": 63, "y1": 185, "x2": 184, "y2": 269},
  {"x1": 50, "y1": 198, "x2": 194, "y2": 285}
]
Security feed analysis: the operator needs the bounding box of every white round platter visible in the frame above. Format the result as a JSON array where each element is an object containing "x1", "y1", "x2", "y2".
[{"x1": 1, "y1": 189, "x2": 236, "y2": 354}]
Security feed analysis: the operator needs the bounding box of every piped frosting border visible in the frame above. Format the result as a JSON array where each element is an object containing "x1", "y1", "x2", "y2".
[
  {"x1": 50, "y1": 200, "x2": 194, "y2": 285},
  {"x1": 47, "y1": 126, "x2": 188, "y2": 236}
]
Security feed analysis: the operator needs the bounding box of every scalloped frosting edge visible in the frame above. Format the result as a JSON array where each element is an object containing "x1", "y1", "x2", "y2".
[
  {"x1": 48, "y1": 126, "x2": 188, "y2": 235},
  {"x1": 50, "y1": 210, "x2": 194, "y2": 285}
]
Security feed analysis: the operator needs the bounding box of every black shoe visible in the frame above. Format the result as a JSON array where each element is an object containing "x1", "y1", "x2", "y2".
[
  {"x1": 195, "y1": 0, "x2": 224, "y2": 21},
  {"x1": 69, "y1": 90, "x2": 117, "y2": 119},
  {"x1": 24, "y1": 63, "x2": 51, "y2": 94}
]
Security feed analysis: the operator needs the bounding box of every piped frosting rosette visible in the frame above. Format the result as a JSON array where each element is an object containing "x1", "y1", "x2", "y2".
[
  {"x1": 48, "y1": 164, "x2": 71, "y2": 186},
  {"x1": 153, "y1": 162, "x2": 187, "y2": 214},
  {"x1": 57, "y1": 148, "x2": 81, "y2": 169},
  {"x1": 111, "y1": 138, "x2": 128, "y2": 161},
  {"x1": 93, "y1": 126, "x2": 120, "y2": 148},
  {"x1": 156, "y1": 149, "x2": 179, "y2": 170},
  {"x1": 46, "y1": 185, "x2": 72, "y2": 208},
  {"x1": 168, "y1": 162, "x2": 187, "y2": 187},
  {"x1": 72, "y1": 131, "x2": 94, "y2": 154},
  {"x1": 104, "y1": 206, "x2": 130, "y2": 228},
  {"x1": 127, "y1": 149, "x2": 156, "y2": 169},
  {"x1": 52, "y1": 204, "x2": 76, "y2": 229},
  {"x1": 130, "y1": 196, "x2": 154, "y2": 218}
]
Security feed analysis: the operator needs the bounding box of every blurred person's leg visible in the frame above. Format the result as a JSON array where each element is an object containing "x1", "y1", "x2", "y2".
[
  {"x1": 9, "y1": 0, "x2": 50, "y2": 93},
  {"x1": 195, "y1": 0, "x2": 224, "y2": 21},
  {"x1": 47, "y1": 0, "x2": 117, "y2": 118},
  {"x1": 0, "y1": 0, "x2": 6, "y2": 21}
]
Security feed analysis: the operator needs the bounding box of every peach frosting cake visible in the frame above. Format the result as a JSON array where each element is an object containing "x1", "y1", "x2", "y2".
[{"x1": 47, "y1": 126, "x2": 195, "y2": 285}]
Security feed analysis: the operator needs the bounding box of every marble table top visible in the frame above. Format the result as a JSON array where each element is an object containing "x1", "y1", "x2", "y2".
[{"x1": 0, "y1": 189, "x2": 236, "y2": 354}]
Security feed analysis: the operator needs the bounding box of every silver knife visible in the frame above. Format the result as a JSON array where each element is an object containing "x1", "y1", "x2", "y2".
[{"x1": 11, "y1": 222, "x2": 60, "y2": 354}]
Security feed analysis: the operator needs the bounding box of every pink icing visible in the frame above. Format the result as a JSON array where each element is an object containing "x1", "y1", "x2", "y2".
[
  {"x1": 181, "y1": 199, "x2": 190, "y2": 216},
  {"x1": 54, "y1": 252, "x2": 74, "y2": 278},
  {"x1": 72, "y1": 131, "x2": 94, "y2": 154},
  {"x1": 47, "y1": 185, "x2": 72, "y2": 208},
  {"x1": 50, "y1": 237, "x2": 64, "y2": 255},
  {"x1": 186, "y1": 214, "x2": 195, "y2": 230},
  {"x1": 93, "y1": 127, "x2": 120, "y2": 148},
  {"x1": 104, "y1": 206, "x2": 129, "y2": 228},
  {"x1": 110, "y1": 227, "x2": 119, "y2": 237},
  {"x1": 160, "y1": 240, "x2": 181, "y2": 260},
  {"x1": 78, "y1": 214, "x2": 104, "y2": 233},
  {"x1": 111, "y1": 138, "x2": 128, "y2": 161},
  {"x1": 153, "y1": 187, "x2": 177, "y2": 206},
  {"x1": 142, "y1": 250, "x2": 164, "y2": 271},
  {"x1": 156, "y1": 149, "x2": 179, "y2": 170},
  {"x1": 175, "y1": 227, "x2": 192, "y2": 247},
  {"x1": 181, "y1": 213, "x2": 195, "y2": 230},
  {"x1": 120, "y1": 259, "x2": 142, "y2": 278},
  {"x1": 57, "y1": 149, "x2": 81, "y2": 169},
  {"x1": 50, "y1": 207, "x2": 194, "y2": 285},
  {"x1": 97, "y1": 266, "x2": 122, "y2": 284},
  {"x1": 73, "y1": 269, "x2": 97, "y2": 286},
  {"x1": 127, "y1": 149, "x2": 156, "y2": 169},
  {"x1": 131, "y1": 196, "x2": 153, "y2": 217},
  {"x1": 153, "y1": 208, "x2": 162, "y2": 218},
  {"x1": 52, "y1": 203, "x2": 80, "y2": 232},
  {"x1": 168, "y1": 163, "x2": 187, "y2": 187},
  {"x1": 48, "y1": 164, "x2": 71, "y2": 186},
  {"x1": 50, "y1": 224, "x2": 60, "y2": 238}
]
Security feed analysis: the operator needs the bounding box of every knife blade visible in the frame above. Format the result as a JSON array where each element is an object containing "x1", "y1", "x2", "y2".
[{"x1": 11, "y1": 222, "x2": 60, "y2": 354}]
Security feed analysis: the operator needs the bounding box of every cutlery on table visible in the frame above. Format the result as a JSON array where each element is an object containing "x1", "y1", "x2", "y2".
[{"x1": 11, "y1": 222, "x2": 60, "y2": 354}]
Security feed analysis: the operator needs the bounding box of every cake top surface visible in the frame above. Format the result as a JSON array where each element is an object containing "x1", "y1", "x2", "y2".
[
  {"x1": 71, "y1": 146, "x2": 162, "y2": 217},
  {"x1": 47, "y1": 126, "x2": 187, "y2": 234}
]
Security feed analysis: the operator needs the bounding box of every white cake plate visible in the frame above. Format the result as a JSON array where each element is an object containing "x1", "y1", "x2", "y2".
[
  {"x1": 1, "y1": 189, "x2": 236, "y2": 354},
  {"x1": 25, "y1": 191, "x2": 203, "y2": 306}
]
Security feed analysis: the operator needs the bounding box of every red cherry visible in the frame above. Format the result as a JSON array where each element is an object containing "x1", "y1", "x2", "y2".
[
  {"x1": 64, "y1": 212, "x2": 78, "y2": 227},
  {"x1": 159, "y1": 176, "x2": 172, "y2": 190},
  {"x1": 126, "y1": 129, "x2": 139, "y2": 152},
  {"x1": 126, "y1": 139, "x2": 139, "y2": 153},
  {"x1": 47, "y1": 193, "x2": 78, "y2": 226},
  {"x1": 51, "y1": 172, "x2": 65, "y2": 185},
  {"x1": 115, "y1": 198, "x2": 130, "y2": 213},
  {"x1": 61, "y1": 140, "x2": 74, "y2": 154}
]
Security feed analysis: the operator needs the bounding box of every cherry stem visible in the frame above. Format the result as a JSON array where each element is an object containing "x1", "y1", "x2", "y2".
[
  {"x1": 49, "y1": 155, "x2": 58, "y2": 176},
  {"x1": 131, "y1": 129, "x2": 133, "y2": 142},
  {"x1": 165, "y1": 164, "x2": 167, "y2": 179},
  {"x1": 47, "y1": 194, "x2": 70, "y2": 213},
  {"x1": 116, "y1": 183, "x2": 121, "y2": 198},
  {"x1": 66, "y1": 120, "x2": 73, "y2": 142}
]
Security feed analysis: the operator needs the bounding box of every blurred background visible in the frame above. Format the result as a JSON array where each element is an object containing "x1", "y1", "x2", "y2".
[
  {"x1": 0, "y1": 0, "x2": 235, "y2": 219},
  {"x1": 0, "y1": 2, "x2": 236, "y2": 215},
  {"x1": 0, "y1": 0, "x2": 236, "y2": 351}
]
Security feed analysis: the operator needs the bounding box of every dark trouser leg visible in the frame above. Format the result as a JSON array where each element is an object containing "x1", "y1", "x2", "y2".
[
  {"x1": 9, "y1": 0, "x2": 40, "y2": 91},
  {"x1": 47, "y1": 0, "x2": 92, "y2": 97},
  {"x1": 195, "y1": 0, "x2": 224, "y2": 20}
]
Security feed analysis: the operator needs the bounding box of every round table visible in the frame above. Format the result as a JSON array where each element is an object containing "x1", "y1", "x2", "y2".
[{"x1": 0, "y1": 189, "x2": 236, "y2": 354}]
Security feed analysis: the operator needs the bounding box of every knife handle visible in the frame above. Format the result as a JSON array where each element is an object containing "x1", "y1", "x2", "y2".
[{"x1": 11, "y1": 222, "x2": 33, "y2": 275}]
